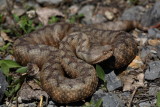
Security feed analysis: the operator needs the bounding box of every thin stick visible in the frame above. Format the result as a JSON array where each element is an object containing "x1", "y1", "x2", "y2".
[{"x1": 128, "y1": 87, "x2": 138, "y2": 107}]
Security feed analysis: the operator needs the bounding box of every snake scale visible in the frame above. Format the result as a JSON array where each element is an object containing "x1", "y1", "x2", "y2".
[{"x1": 13, "y1": 21, "x2": 139, "y2": 103}]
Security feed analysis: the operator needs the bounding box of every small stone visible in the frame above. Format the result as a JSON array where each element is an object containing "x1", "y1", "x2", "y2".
[
  {"x1": 0, "y1": 0, "x2": 7, "y2": 11},
  {"x1": 78, "y1": 5, "x2": 95, "y2": 24},
  {"x1": 0, "y1": 37, "x2": 5, "y2": 47},
  {"x1": 148, "y1": 86, "x2": 160, "y2": 96},
  {"x1": 148, "y1": 39, "x2": 160, "y2": 46},
  {"x1": 128, "y1": 56, "x2": 143, "y2": 69},
  {"x1": 140, "y1": 46, "x2": 159, "y2": 62},
  {"x1": 148, "y1": 28, "x2": 160, "y2": 39},
  {"x1": 148, "y1": 28, "x2": 157, "y2": 37},
  {"x1": 36, "y1": 0, "x2": 63, "y2": 5},
  {"x1": 92, "y1": 89, "x2": 125, "y2": 107},
  {"x1": 91, "y1": 14, "x2": 106, "y2": 24},
  {"x1": 48, "y1": 100, "x2": 56, "y2": 106},
  {"x1": 104, "y1": 11, "x2": 114, "y2": 20},
  {"x1": 121, "y1": 6, "x2": 145, "y2": 21},
  {"x1": 12, "y1": 8, "x2": 26, "y2": 16},
  {"x1": 105, "y1": 71, "x2": 123, "y2": 91},
  {"x1": 145, "y1": 61, "x2": 160, "y2": 80},
  {"x1": 141, "y1": 1, "x2": 160, "y2": 26},
  {"x1": 4, "y1": 55, "x2": 15, "y2": 61},
  {"x1": 69, "y1": 5, "x2": 79, "y2": 15},
  {"x1": 139, "y1": 102, "x2": 152, "y2": 107},
  {"x1": 0, "y1": 70, "x2": 8, "y2": 102}
]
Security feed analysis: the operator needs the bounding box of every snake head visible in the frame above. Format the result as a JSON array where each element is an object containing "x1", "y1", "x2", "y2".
[
  {"x1": 76, "y1": 44, "x2": 113, "y2": 64},
  {"x1": 90, "y1": 45, "x2": 113, "y2": 64}
]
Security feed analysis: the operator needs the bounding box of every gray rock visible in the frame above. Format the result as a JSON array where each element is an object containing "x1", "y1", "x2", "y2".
[
  {"x1": 0, "y1": 37, "x2": 5, "y2": 47},
  {"x1": 121, "y1": 6, "x2": 145, "y2": 21},
  {"x1": 145, "y1": 61, "x2": 160, "y2": 80},
  {"x1": 148, "y1": 86, "x2": 160, "y2": 96},
  {"x1": 36, "y1": 0, "x2": 63, "y2": 5},
  {"x1": 0, "y1": 70, "x2": 8, "y2": 102},
  {"x1": 78, "y1": 5, "x2": 95, "y2": 24},
  {"x1": 139, "y1": 102, "x2": 152, "y2": 107},
  {"x1": 141, "y1": 1, "x2": 160, "y2": 26},
  {"x1": 156, "y1": 46, "x2": 160, "y2": 58},
  {"x1": 105, "y1": 71, "x2": 123, "y2": 91},
  {"x1": 92, "y1": 14, "x2": 106, "y2": 24},
  {"x1": 0, "y1": 0, "x2": 6, "y2": 11},
  {"x1": 92, "y1": 89, "x2": 125, "y2": 107},
  {"x1": 148, "y1": 28, "x2": 160, "y2": 39},
  {"x1": 140, "y1": 46, "x2": 160, "y2": 62},
  {"x1": 47, "y1": 100, "x2": 56, "y2": 107}
]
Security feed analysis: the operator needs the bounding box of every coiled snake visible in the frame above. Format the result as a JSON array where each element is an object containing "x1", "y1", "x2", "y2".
[{"x1": 13, "y1": 21, "x2": 139, "y2": 103}]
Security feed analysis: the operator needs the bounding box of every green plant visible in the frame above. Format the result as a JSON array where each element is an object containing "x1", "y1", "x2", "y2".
[
  {"x1": 48, "y1": 16, "x2": 60, "y2": 24},
  {"x1": 0, "y1": 60, "x2": 27, "y2": 97},
  {"x1": 69, "y1": 14, "x2": 84, "y2": 23},
  {"x1": 96, "y1": 64, "x2": 105, "y2": 82},
  {"x1": 0, "y1": 43, "x2": 11, "y2": 52},
  {"x1": 157, "y1": 91, "x2": 160, "y2": 107},
  {"x1": 83, "y1": 99, "x2": 103, "y2": 107},
  {"x1": 0, "y1": 14, "x2": 4, "y2": 24}
]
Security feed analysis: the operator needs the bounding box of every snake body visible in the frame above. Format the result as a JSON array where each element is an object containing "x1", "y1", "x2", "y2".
[{"x1": 13, "y1": 21, "x2": 138, "y2": 103}]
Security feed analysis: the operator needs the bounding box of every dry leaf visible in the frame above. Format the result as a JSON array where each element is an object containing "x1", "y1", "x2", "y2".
[
  {"x1": 122, "y1": 73, "x2": 145, "y2": 91},
  {"x1": 0, "y1": 31, "x2": 13, "y2": 42},
  {"x1": 36, "y1": 7, "x2": 65, "y2": 25}
]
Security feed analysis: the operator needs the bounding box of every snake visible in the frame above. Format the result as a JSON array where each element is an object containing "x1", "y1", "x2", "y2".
[{"x1": 13, "y1": 21, "x2": 139, "y2": 103}]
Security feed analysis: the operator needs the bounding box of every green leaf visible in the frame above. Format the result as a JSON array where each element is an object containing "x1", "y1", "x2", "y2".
[
  {"x1": 1, "y1": 63, "x2": 9, "y2": 76},
  {"x1": 13, "y1": 14, "x2": 20, "y2": 22},
  {"x1": 16, "y1": 66, "x2": 27, "y2": 73},
  {"x1": 96, "y1": 64, "x2": 105, "y2": 82},
  {"x1": 0, "y1": 43, "x2": 11, "y2": 52},
  {"x1": 157, "y1": 92, "x2": 160, "y2": 107},
  {"x1": 48, "y1": 16, "x2": 59, "y2": 24},
  {"x1": 0, "y1": 60, "x2": 21, "y2": 68},
  {"x1": 14, "y1": 83, "x2": 21, "y2": 92},
  {"x1": 95, "y1": 99, "x2": 103, "y2": 107}
]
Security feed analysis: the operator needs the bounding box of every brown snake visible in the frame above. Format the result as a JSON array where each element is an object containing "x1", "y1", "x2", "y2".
[{"x1": 13, "y1": 21, "x2": 140, "y2": 103}]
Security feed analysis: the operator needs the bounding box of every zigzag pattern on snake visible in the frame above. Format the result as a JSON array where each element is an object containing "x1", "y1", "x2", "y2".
[{"x1": 13, "y1": 21, "x2": 139, "y2": 103}]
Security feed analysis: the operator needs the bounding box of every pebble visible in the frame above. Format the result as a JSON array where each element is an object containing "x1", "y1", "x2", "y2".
[
  {"x1": 141, "y1": 1, "x2": 160, "y2": 26},
  {"x1": 0, "y1": 70, "x2": 8, "y2": 102},
  {"x1": 148, "y1": 39, "x2": 160, "y2": 46},
  {"x1": 139, "y1": 102, "x2": 152, "y2": 107},
  {"x1": 128, "y1": 56, "x2": 143, "y2": 69},
  {"x1": 92, "y1": 89, "x2": 125, "y2": 107},
  {"x1": 47, "y1": 100, "x2": 56, "y2": 107},
  {"x1": 104, "y1": 10, "x2": 114, "y2": 20},
  {"x1": 36, "y1": 0, "x2": 63, "y2": 5},
  {"x1": 121, "y1": 6, "x2": 145, "y2": 21},
  {"x1": 145, "y1": 61, "x2": 160, "y2": 80},
  {"x1": 0, "y1": 37, "x2": 5, "y2": 47},
  {"x1": 148, "y1": 28, "x2": 160, "y2": 39},
  {"x1": 91, "y1": 14, "x2": 106, "y2": 24},
  {"x1": 148, "y1": 86, "x2": 160, "y2": 96},
  {"x1": 4, "y1": 55, "x2": 15, "y2": 61},
  {"x1": 12, "y1": 8, "x2": 26, "y2": 16},
  {"x1": 0, "y1": 0, "x2": 6, "y2": 11},
  {"x1": 78, "y1": 5, "x2": 95, "y2": 24},
  {"x1": 105, "y1": 71, "x2": 123, "y2": 91}
]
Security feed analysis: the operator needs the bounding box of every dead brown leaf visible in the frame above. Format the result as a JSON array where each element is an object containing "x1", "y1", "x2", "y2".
[
  {"x1": 0, "y1": 30, "x2": 13, "y2": 42},
  {"x1": 122, "y1": 73, "x2": 145, "y2": 91},
  {"x1": 36, "y1": 7, "x2": 65, "y2": 25}
]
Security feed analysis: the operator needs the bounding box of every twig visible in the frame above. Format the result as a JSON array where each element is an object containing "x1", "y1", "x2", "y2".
[{"x1": 128, "y1": 87, "x2": 138, "y2": 107}]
